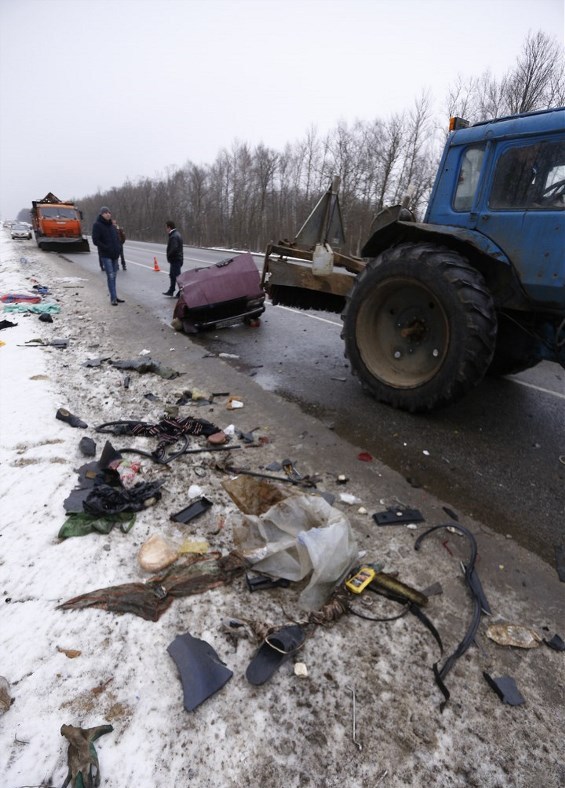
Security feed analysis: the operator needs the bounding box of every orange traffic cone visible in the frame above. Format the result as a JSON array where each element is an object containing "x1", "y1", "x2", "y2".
[{"x1": 153, "y1": 257, "x2": 160, "y2": 272}]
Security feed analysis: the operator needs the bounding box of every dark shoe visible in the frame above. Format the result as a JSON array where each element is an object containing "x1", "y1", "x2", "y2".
[
  {"x1": 111, "y1": 300, "x2": 118, "y2": 306},
  {"x1": 174, "y1": 291, "x2": 180, "y2": 298},
  {"x1": 56, "y1": 408, "x2": 88, "y2": 429},
  {"x1": 245, "y1": 625, "x2": 305, "y2": 685},
  {"x1": 116, "y1": 298, "x2": 125, "y2": 303},
  {"x1": 162, "y1": 291, "x2": 174, "y2": 297},
  {"x1": 122, "y1": 266, "x2": 127, "y2": 271}
]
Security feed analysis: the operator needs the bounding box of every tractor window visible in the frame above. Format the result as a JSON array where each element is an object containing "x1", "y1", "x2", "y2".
[
  {"x1": 489, "y1": 141, "x2": 565, "y2": 211},
  {"x1": 453, "y1": 146, "x2": 485, "y2": 211}
]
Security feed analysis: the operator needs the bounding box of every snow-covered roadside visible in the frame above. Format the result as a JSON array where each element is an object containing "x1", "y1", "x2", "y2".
[{"x1": 0, "y1": 233, "x2": 564, "y2": 788}]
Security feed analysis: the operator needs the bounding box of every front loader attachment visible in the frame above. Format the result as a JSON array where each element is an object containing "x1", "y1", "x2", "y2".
[{"x1": 261, "y1": 177, "x2": 365, "y2": 313}]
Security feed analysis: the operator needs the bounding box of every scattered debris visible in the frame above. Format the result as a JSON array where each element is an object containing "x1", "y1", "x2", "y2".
[
  {"x1": 482, "y1": 673, "x2": 525, "y2": 706},
  {"x1": 171, "y1": 497, "x2": 213, "y2": 524},
  {"x1": 111, "y1": 357, "x2": 181, "y2": 379},
  {"x1": 168, "y1": 632, "x2": 233, "y2": 711},
  {"x1": 543, "y1": 633, "x2": 565, "y2": 652},
  {"x1": 78, "y1": 436, "x2": 96, "y2": 457},
  {"x1": 138, "y1": 534, "x2": 179, "y2": 572},
  {"x1": 60, "y1": 722, "x2": 113, "y2": 788},
  {"x1": 486, "y1": 623, "x2": 542, "y2": 649},
  {"x1": 246, "y1": 625, "x2": 306, "y2": 685},
  {"x1": 57, "y1": 408, "x2": 87, "y2": 429},
  {"x1": 373, "y1": 508, "x2": 424, "y2": 526},
  {"x1": 57, "y1": 646, "x2": 82, "y2": 659},
  {"x1": 415, "y1": 523, "x2": 490, "y2": 710},
  {"x1": 0, "y1": 677, "x2": 11, "y2": 714},
  {"x1": 58, "y1": 551, "x2": 249, "y2": 621}
]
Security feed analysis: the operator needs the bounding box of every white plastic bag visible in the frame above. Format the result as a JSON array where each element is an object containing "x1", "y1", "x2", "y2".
[{"x1": 235, "y1": 493, "x2": 358, "y2": 610}]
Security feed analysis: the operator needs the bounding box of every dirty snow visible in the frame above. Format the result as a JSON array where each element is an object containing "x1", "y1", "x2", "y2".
[{"x1": 0, "y1": 233, "x2": 564, "y2": 787}]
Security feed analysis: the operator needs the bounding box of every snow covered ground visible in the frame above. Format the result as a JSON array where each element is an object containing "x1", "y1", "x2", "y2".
[{"x1": 0, "y1": 232, "x2": 563, "y2": 787}]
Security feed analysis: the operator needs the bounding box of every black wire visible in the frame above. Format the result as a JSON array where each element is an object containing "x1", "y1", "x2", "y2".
[
  {"x1": 348, "y1": 603, "x2": 409, "y2": 622},
  {"x1": 415, "y1": 522, "x2": 484, "y2": 710}
]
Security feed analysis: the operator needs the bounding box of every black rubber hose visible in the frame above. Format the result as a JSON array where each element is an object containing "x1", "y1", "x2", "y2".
[{"x1": 415, "y1": 522, "x2": 484, "y2": 711}]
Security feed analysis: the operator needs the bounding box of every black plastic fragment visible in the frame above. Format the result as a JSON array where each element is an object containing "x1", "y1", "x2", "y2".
[
  {"x1": 373, "y1": 508, "x2": 424, "y2": 526},
  {"x1": 422, "y1": 581, "x2": 443, "y2": 597},
  {"x1": 79, "y1": 437, "x2": 97, "y2": 457},
  {"x1": 246, "y1": 573, "x2": 291, "y2": 592},
  {"x1": 483, "y1": 672, "x2": 525, "y2": 705},
  {"x1": 543, "y1": 633, "x2": 565, "y2": 652},
  {"x1": 167, "y1": 632, "x2": 233, "y2": 712},
  {"x1": 171, "y1": 497, "x2": 213, "y2": 524}
]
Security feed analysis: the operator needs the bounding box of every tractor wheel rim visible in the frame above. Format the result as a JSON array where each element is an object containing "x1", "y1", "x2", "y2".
[{"x1": 356, "y1": 278, "x2": 449, "y2": 388}]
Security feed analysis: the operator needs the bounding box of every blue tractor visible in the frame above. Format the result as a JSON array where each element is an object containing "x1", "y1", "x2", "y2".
[{"x1": 341, "y1": 107, "x2": 565, "y2": 411}]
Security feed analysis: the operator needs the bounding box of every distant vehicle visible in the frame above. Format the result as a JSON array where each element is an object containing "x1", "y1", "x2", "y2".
[
  {"x1": 31, "y1": 192, "x2": 90, "y2": 252},
  {"x1": 172, "y1": 252, "x2": 265, "y2": 333},
  {"x1": 11, "y1": 222, "x2": 32, "y2": 240}
]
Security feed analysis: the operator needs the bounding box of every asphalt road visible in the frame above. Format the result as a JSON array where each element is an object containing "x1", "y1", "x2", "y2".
[{"x1": 62, "y1": 239, "x2": 565, "y2": 566}]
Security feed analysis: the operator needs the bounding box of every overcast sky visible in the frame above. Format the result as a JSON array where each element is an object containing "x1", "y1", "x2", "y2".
[{"x1": 0, "y1": 0, "x2": 563, "y2": 219}]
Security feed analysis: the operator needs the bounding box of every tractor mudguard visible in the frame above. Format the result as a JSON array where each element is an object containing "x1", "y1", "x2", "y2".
[{"x1": 362, "y1": 219, "x2": 511, "y2": 265}]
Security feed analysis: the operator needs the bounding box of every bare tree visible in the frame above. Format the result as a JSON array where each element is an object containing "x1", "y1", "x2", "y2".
[{"x1": 506, "y1": 31, "x2": 565, "y2": 114}]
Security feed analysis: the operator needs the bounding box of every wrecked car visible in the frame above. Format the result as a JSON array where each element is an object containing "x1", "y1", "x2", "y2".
[{"x1": 172, "y1": 252, "x2": 266, "y2": 334}]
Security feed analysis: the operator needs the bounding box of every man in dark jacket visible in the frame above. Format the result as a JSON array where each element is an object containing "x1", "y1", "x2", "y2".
[
  {"x1": 92, "y1": 207, "x2": 125, "y2": 306},
  {"x1": 163, "y1": 220, "x2": 184, "y2": 296}
]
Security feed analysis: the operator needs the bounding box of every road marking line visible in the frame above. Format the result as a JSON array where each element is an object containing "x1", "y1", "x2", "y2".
[
  {"x1": 274, "y1": 304, "x2": 342, "y2": 327},
  {"x1": 274, "y1": 306, "x2": 565, "y2": 401},
  {"x1": 509, "y1": 378, "x2": 565, "y2": 400}
]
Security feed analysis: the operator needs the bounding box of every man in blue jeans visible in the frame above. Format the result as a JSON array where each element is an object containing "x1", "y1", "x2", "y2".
[{"x1": 92, "y1": 207, "x2": 125, "y2": 306}]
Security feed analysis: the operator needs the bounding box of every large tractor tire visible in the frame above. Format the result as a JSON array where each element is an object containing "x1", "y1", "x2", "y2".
[
  {"x1": 487, "y1": 313, "x2": 541, "y2": 377},
  {"x1": 341, "y1": 242, "x2": 497, "y2": 412}
]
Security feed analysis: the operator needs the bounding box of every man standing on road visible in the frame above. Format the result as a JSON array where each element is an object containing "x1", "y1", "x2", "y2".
[
  {"x1": 163, "y1": 220, "x2": 183, "y2": 296},
  {"x1": 92, "y1": 207, "x2": 125, "y2": 306},
  {"x1": 113, "y1": 219, "x2": 127, "y2": 270}
]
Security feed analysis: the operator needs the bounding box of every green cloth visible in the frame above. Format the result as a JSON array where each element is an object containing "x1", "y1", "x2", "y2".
[
  {"x1": 3, "y1": 303, "x2": 61, "y2": 314},
  {"x1": 59, "y1": 511, "x2": 135, "y2": 538}
]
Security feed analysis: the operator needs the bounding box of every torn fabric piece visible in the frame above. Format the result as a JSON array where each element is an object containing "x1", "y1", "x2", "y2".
[
  {"x1": 58, "y1": 512, "x2": 135, "y2": 539},
  {"x1": 96, "y1": 416, "x2": 223, "y2": 463},
  {"x1": 58, "y1": 551, "x2": 249, "y2": 621},
  {"x1": 3, "y1": 302, "x2": 61, "y2": 314}
]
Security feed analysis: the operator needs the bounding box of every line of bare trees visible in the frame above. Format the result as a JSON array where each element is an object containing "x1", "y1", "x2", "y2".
[{"x1": 76, "y1": 31, "x2": 563, "y2": 256}]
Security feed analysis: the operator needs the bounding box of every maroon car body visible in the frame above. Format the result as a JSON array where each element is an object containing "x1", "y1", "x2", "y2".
[{"x1": 173, "y1": 252, "x2": 265, "y2": 333}]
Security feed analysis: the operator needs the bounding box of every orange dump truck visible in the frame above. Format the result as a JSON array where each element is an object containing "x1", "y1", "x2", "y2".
[{"x1": 31, "y1": 192, "x2": 90, "y2": 252}]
